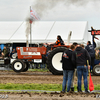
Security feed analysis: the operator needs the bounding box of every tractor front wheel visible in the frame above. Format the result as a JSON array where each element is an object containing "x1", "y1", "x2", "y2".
[{"x1": 12, "y1": 60, "x2": 25, "y2": 73}]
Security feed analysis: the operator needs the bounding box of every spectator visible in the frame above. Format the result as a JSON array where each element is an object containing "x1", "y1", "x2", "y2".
[
  {"x1": 35, "y1": 44, "x2": 38, "y2": 47},
  {"x1": 95, "y1": 49, "x2": 100, "y2": 60},
  {"x1": 6, "y1": 46, "x2": 10, "y2": 57},
  {"x1": 34, "y1": 63, "x2": 39, "y2": 69},
  {"x1": 85, "y1": 41, "x2": 96, "y2": 73},
  {"x1": 72, "y1": 44, "x2": 91, "y2": 93},
  {"x1": 40, "y1": 64, "x2": 46, "y2": 69},
  {"x1": 45, "y1": 43, "x2": 51, "y2": 52},
  {"x1": 2, "y1": 46, "x2": 8, "y2": 58},
  {"x1": 46, "y1": 50, "x2": 51, "y2": 58},
  {"x1": 6, "y1": 46, "x2": 10, "y2": 53},
  {"x1": 10, "y1": 48, "x2": 16, "y2": 58},
  {"x1": 61, "y1": 45, "x2": 75, "y2": 92},
  {"x1": 80, "y1": 44, "x2": 85, "y2": 49},
  {"x1": 71, "y1": 43, "x2": 85, "y2": 92},
  {"x1": 72, "y1": 42, "x2": 78, "y2": 48},
  {"x1": 70, "y1": 42, "x2": 78, "y2": 92},
  {"x1": 94, "y1": 49, "x2": 100, "y2": 65},
  {"x1": 0, "y1": 47, "x2": 2, "y2": 56}
]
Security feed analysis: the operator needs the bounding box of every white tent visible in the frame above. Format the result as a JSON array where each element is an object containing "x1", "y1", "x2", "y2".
[{"x1": 0, "y1": 21, "x2": 90, "y2": 44}]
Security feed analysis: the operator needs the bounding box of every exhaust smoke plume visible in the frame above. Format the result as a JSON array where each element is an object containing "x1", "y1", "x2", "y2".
[
  {"x1": 25, "y1": 14, "x2": 36, "y2": 47},
  {"x1": 26, "y1": 18, "x2": 30, "y2": 47},
  {"x1": 25, "y1": 0, "x2": 96, "y2": 45},
  {"x1": 32, "y1": 0, "x2": 95, "y2": 18},
  {"x1": 25, "y1": 0, "x2": 64, "y2": 45}
]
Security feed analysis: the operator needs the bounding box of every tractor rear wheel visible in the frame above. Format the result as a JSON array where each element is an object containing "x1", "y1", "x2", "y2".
[
  {"x1": 47, "y1": 47, "x2": 67, "y2": 75},
  {"x1": 12, "y1": 59, "x2": 25, "y2": 73},
  {"x1": 22, "y1": 62, "x2": 29, "y2": 72},
  {"x1": 93, "y1": 65, "x2": 100, "y2": 75}
]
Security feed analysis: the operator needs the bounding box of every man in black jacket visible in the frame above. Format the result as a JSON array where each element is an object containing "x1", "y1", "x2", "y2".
[
  {"x1": 85, "y1": 41, "x2": 96, "y2": 73},
  {"x1": 72, "y1": 45, "x2": 91, "y2": 93},
  {"x1": 62, "y1": 45, "x2": 75, "y2": 92}
]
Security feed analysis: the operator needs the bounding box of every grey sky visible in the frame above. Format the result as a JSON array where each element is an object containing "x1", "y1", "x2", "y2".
[{"x1": 0, "y1": 0, "x2": 100, "y2": 29}]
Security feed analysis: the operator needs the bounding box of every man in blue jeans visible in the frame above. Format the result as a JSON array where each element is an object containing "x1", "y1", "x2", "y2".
[
  {"x1": 61, "y1": 45, "x2": 75, "y2": 92},
  {"x1": 72, "y1": 44, "x2": 91, "y2": 93}
]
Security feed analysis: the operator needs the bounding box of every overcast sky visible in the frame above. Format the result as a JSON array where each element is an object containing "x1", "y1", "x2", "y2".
[{"x1": 0, "y1": 0, "x2": 100, "y2": 29}]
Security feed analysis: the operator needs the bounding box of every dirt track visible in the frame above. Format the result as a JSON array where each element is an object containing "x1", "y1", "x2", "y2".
[
  {"x1": 0, "y1": 92, "x2": 99, "y2": 100},
  {"x1": 0, "y1": 71, "x2": 99, "y2": 85},
  {"x1": 0, "y1": 71, "x2": 100, "y2": 100}
]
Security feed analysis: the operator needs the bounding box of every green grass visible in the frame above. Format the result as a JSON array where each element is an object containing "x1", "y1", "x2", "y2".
[
  {"x1": 0, "y1": 83, "x2": 61, "y2": 91},
  {"x1": 94, "y1": 84, "x2": 100, "y2": 90},
  {"x1": 0, "y1": 83, "x2": 100, "y2": 91}
]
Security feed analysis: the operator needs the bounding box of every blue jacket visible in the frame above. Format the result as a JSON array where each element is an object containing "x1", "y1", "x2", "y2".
[{"x1": 85, "y1": 42, "x2": 96, "y2": 58}]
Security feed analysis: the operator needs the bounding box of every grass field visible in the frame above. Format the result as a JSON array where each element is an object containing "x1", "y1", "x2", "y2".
[{"x1": 0, "y1": 83, "x2": 100, "y2": 92}]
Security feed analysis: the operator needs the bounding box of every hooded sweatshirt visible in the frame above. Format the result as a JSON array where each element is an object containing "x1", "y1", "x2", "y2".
[
  {"x1": 72, "y1": 47, "x2": 91, "y2": 66},
  {"x1": 62, "y1": 49, "x2": 76, "y2": 70},
  {"x1": 85, "y1": 41, "x2": 96, "y2": 58}
]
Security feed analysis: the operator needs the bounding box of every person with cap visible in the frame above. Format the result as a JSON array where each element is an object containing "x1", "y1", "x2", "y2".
[{"x1": 72, "y1": 44, "x2": 91, "y2": 93}]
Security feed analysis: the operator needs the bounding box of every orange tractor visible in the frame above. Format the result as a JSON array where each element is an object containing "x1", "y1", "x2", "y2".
[
  {"x1": 10, "y1": 44, "x2": 70, "y2": 75},
  {"x1": 0, "y1": 32, "x2": 72, "y2": 75},
  {"x1": 8, "y1": 31, "x2": 72, "y2": 75}
]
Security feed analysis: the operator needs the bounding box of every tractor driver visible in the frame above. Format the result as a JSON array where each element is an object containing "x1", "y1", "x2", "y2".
[
  {"x1": 56, "y1": 35, "x2": 65, "y2": 45},
  {"x1": 50, "y1": 35, "x2": 65, "y2": 46}
]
